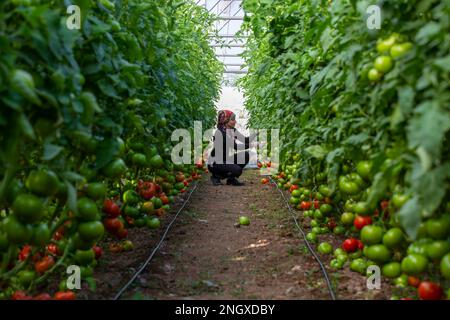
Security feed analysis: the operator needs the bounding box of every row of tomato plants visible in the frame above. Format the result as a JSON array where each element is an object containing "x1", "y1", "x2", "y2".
[
  {"x1": 0, "y1": 0, "x2": 221, "y2": 299},
  {"x1": 243, "y1": 0, "x2": 449, "y2": 300}
]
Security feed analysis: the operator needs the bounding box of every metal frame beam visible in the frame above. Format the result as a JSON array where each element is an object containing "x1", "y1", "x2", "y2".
[
  {"x1": 217, "y1": 6, "x2": 244, "y2": 33},
  {"x1": 211, "y1": 44, "x2": 245, "y2": 47},
  {"x1": 224, "y1": 70, "x2": 247, "y2": 74},
  {"x1": 216, "y1": 53, "x2": 241, "y2": 57},
  {"x1": 216, "y1": 16, "x2": 244, "y2": 20}
]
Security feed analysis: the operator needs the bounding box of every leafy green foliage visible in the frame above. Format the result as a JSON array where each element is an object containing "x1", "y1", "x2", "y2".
[{"x1": 239, "y1": 0, "x2": 450, "y2": 237}]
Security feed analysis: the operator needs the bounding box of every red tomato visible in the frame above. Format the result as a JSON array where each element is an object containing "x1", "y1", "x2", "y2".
[
  {"x1": 116, "y1": 227, "x2": 128, "y2": 240},
  {"x1": 267, "y1": 161, "x2": 271, "y2": 168},
  {"x1": 418, "y1": 281, "x2": 442, "y2": 300},
  {"x1": 373, "y1": 209, "x2": 380, "y2": 216},
  {"x1": 12, "y1": 291, "x2": 32, "y2": 300},
  {"x1": 53, "y1": 230, "x2": 64, "y2": 241},
  {"x1": 18, "y1": 245, "x2": 32, "y2": 261},
  {"x1": 46, "y1": 244, "x2": 60, "y2": 256},
  {"x1": 160, "y1": 195, "x2": 170, "y2": 205},
  {"x1": 54, "y1": 291, "x2": 76, "y2": 300},
  {"x1": 313, "y1": 200, "x2": 320, "y2": 209},
  {"x1": 34, "y1": 293, "x2": 52, "y2": 300},
  {"x1": 408, "y1": 276, "x2": 420, "y2": 288},
  {"x1": 289, "y1": 184, "x2": 299, "y2": 193},
  {"x1": 103, "y1": 218, "x2": 123, "y2": 233},
  {"x1": 356, "y1": 239, "x2": 364, "y2": 250},
  {"x1": 35, "y1": 256, "x2": 55, "y2": 274},
  {"x1": 103, "y1": 199, "x2": 121, "y2": 218},
  {"x1": 93, "y1": 245, "x2": 103, "y2": 260},
  {"x1": 261, "y1": 178, "x2": 269, "y2": 184},
  {"x1": 353, "y1": 215, "x2": 372, "y2": 230},
  {"x1": 300, "y1": 201, "x2": 311, "y2": 210},
  {"x1": 342, "y1": 238, "x2": 358, "y2": 253},
  {"x1": 327, "y1": 218, "x2": 337, "y2": 230},
  {"x1": 380, "y1": 200, "x2": 389, "y2": 210}
]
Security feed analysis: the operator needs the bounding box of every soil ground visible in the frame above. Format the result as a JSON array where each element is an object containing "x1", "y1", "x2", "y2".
[{"x1": 82, "y1": 169, "x2": 393, "y2": 300}]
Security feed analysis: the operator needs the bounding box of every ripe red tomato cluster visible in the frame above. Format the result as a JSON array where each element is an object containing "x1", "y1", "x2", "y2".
[
  {"x1": 342, "y1": 238, "x2": 363, "y2": 253},
  {"x1": 137, "y1": 180, "x2": 157, "y2": 200}
]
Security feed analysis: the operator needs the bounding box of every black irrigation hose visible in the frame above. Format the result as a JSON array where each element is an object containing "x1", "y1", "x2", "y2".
[
  {"x1": 269, "y1": 177, "x2": 337, "y2": 301},
  {"x1": 113, "y1": 182, "x2": 199, "y2": 300}
]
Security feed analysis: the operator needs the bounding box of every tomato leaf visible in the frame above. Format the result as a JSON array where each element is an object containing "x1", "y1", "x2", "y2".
[
  {"x1": 397, "y1": 197, "x2": 422, "y2": 241},
  {"x1": 43, "y1": 144, "x2": 63, "y2": 161}
]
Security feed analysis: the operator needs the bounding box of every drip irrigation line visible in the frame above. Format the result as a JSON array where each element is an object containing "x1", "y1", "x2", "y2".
[
  {"x1": 269, "y1": 176, "x2": 337, "y2": 300},
  {"x1": 113, "y1": 182, "x2": 199, "y2": 300}
]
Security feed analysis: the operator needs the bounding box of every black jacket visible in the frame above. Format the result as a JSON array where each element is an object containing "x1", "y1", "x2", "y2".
[{"x1": 209, "y1": 128, "x2": 250, "y2": 165}]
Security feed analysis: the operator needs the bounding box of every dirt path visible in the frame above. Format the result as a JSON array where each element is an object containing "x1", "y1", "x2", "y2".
[
  {"x1": 120, "y1": 170, "x2": 331, "y2": 300},
  {"x1": 82, "y1": 169, "x2": 392, "y2": 300}
]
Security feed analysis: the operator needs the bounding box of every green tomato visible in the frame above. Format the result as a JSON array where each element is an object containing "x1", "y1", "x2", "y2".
[
  {"x1": 306, "y1": 232, "x2": 317, "y2": 243},
  {"x1": 319, "y1": 204, "x2": 332, "y2": 214},
  {"x1": 333, "y1": 226, "x2": 345, "y2": 235},
  {"x1": 337, "y1": 254, "x2": 348, "y2": 265},
  {"x1": 18, "y1": 270, "x2": 36, "y2": 287},
  {"x1": 77, "y1": 197, "x2": 99, "y2": 221},
  {"x1": 367, "y1": 68, "x2": 382, "y2": 82},
  {"x1": 149, "y1": 155, "x2": 164, "y2": 169},
  {"x1": 4, "y1": 216, "x2": 33, "y2": 244},
  {"x1": 75, "y1": 249, "x2": 95, "y2": 266},
  {"x1": 382, "y1": 228, "x2": 404, "y2": 248},
  {"x1": 440, "y1": 254, "x2": 450, "y2": 279},
  {"x1": 376, "y1": 36, "x2": 396, "y2": 53},
  {"x1": 318, "y1": 242, "x2": 333, "y2": 255},
  {"x1": 353, "y1": 202, "x2": 371, "y2": 216},
  {"x1": 313, "y1": 210, "x2": 323, "y2": 220},
  {"x1": 147, "y1": 217, "x2": 161, "y2": 229},
  {"x1": 393, "y1": 274, "x2": 408, "y2": 287},
  {"x1": 382, "y1": 262, "x2": 402, "y2": 278},
  {"x1": 330, "y1": 259, "x2": 343, "y2": 270},
  {"x1": 426, "y1": 241, "x2": 450, "y2": 260},
  {"x1": 374, "y1": 56, "x2": 394, "y2": 73},
  {"x1": 356, "y1": 161, "x2": 372, "y2": 180},
  {"x1": 425, "y1": 217, "x2": 449, "y2": 240},
  {"x1": 350, "y1": 258, "x2": 367, "y2": 274},
  {"x1": 361, "y1": 225, "x2": 384, "y2": 245},
  {"x1": 341, "y1": 212, "x2": 354, "y2": 226},
  {"x1": 401, "y1": 254, "x2": 429, "y2": 275},
  {"x1": 12, "y1": 194, "x2": 44, "y2": 223},
  {"x1": 311, "y1": 227, "x2": 321, "y2": 234},
  {"x1": 123, "y1": 190, "x2": 140, "y2": 205},
  {"x1": 131, "y1": 153, "x2": 147, "y2": 167},
  {"x1": 86, "y1": 183, "x2": 107, "y2": 200},
  {"x1": 365, "y1": 244, "x2": 391, "y2": 263},
  {"x1": 392, "y1": 194, "x2": 409, "y2": 209},
  {"x1": 31, "y1": 223, "x2": 50, "y2": 246},
  {"x1": 390, "y1": 42, "x2": 412, "y2": 59},
  {"x1": 349, "y1": 250, "x2": 362, "y2": 260},
  {"x1": 289, "y1": 196, "x2": 300, "y2": 205},
  {"x1": 26, "y1": 170, "x2": 60, "y2": 197},
  {"x1": 334, "y1": 248, "x2": 347, "y2": 257},
  {"x1": 78, "y1": 221, "x2": 104, "y2": 242},
  {"x1": 102, "y1": 159, "x2": 127, "y2": 178}
]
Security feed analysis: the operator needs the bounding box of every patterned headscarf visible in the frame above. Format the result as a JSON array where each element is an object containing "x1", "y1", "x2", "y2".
[{"x1": 217, "y1": 110, "x2": 235, "y2": 133}]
